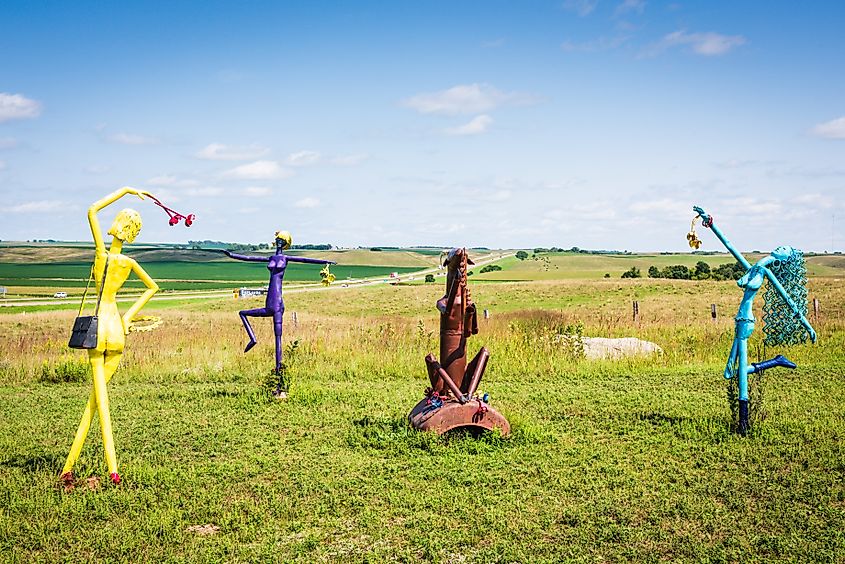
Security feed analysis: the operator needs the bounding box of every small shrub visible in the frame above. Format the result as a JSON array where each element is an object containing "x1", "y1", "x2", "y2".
[
  {"x1": 480, "y1": 264, "x2": 502, "y2": 274},
  {"x1": 424, "y1": 274, "x2": 435, "y2": 283},
  {"x1": 40, "y1": 355, "x2": 88, "y2": 383}
]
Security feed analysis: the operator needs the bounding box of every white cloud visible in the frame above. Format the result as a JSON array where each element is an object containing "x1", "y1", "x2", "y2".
[
  {"x1": 445, "y1": 114, "x2": 493, "y2": 136},
  {"x1": 651, "y1": 30, "x2": 747, "y2": 56},
  {"x1": 294, "y1": 197, "x2": 321, "y2": 208},
  {"x1": 331, "y1": 153, "x2": 369, "y2": 166},
  {"x1": 488, "y1": 189, "x2": 511, "y2": 202},
  {"x1": 147, "y1": 175, "x2": 200, "y2": 187},
  {"x1": 629, "y1": 198, "x2": 688, "y2": 215},
  {"x1": 2, "y1": 200, "x2": 65, "y2": 213},
  {"x1": 562, "y1": 0, "x2": 598, "y2": 16},
  {"x1": 614, "y1": 0, "x2": 645, "y2": 16},
  {"x1": 243, "y1": 186, "x2": 271, "y2": 197},
  {"x1": 109, "y1": 132, "x2": 158, "y2": 145},
  {"x1": 224, "y1": 160, "x2": 293, "y2": 180},
  {"x1": 195, "y1": 143, "x2": 269, "y2": 160},
  {"x1": 0, "y1": 93, "x2": 42, "y2": 122},
  {"x1": 0, "y1": 137, "x2": 18, "y2": 149},
  {"x1": 402, "y1": 83, "x2": 533, "y2": 115},
  {"x1": 812, "y1": 117, "x2": 845, "y2": 139},
  {"x1": 285, "y1": 150, "x2": 321, "y2": 166}
]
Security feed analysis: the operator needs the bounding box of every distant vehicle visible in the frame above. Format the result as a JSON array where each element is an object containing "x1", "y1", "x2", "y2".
[
  {"x1": 54, "y1": 292, "x2": 67, "y2": 298},
  {"x1": 341, "y1": 283, "x2": 349, "y2": 288}
]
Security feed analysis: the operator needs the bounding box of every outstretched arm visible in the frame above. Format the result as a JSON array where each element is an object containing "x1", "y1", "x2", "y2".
[
  {"x1": 88, "y1": 187, "x2": 150, "y2": 254},
  {"x1": 286, "y1": 256, "x2": 337, "y2": 265},
  {"x1": 223, "y1": 250, "x2": 269, "y2": 263},
  {"x1": 693, "y1": 205, "x2": 752, "y2": 271},
  {"x1": 122, "y1": 258, "x2": 159, "y2": 333}
]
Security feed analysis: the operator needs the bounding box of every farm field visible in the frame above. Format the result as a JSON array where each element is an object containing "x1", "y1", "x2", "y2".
[
  {"x1": 1, "y1": 268, "x2": 843, "y2": 561},
  {"x1": 0, "y1": 245, "x2": 437, "y2": 295},
  {"x1": 473, "y1": 251, "x2": 845, "y2": 280}
]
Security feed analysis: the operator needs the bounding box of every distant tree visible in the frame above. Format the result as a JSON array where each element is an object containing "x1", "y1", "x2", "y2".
[
  {"x1": 515, "y1": 250, "x2": 529, "y2": 260},
  {"x1": 424, "y1": 274, "x2": 435, "y2": 283},
  {"x1": 480, "y1": 264, "x2": 502, "y2": 273},
  {"x1": 648, "y1": 265, "x2": 660, "y2": 278},
  {"x1": 693, "y1": 260, "x2": 711, "y2": 279},
  {"x1": 621, "y1": 266, "x2": 641, "y2": 279},
  {"x1": 712, "y1": 261, "x2": 745, "y2": 281},
  {"x1": 467, "y1": 270, "x2": 474, "y2": 276},
  {"x1": 604, "y1": 273, "x2": 610, "y2": 278},
  {"x1": 533, "y1": 248, "x2": 549, "y2": 254}
]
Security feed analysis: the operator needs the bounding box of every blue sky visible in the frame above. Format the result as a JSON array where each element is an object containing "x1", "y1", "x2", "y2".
[{"x1": 1, "y1": 1, "x2": 843, "y2": 251}]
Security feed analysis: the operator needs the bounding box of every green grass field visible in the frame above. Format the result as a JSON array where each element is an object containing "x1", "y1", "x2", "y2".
[
  {"x1": 1, "y1": 245, "x2": 844, "y2": 561},
  {"x1": 473, "y1": 251, "x2": 845, "y2": 280}
]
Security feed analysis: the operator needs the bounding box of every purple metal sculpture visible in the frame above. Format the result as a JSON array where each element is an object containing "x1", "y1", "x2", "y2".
[
  {"x1": 409, "y1": 248, "x2": 510, "y2": 435},
  {"x1": 223, "y1": 230, "x2": 334, "y2": 393}
]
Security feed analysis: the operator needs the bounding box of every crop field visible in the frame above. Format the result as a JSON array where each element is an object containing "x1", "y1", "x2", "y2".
[{"x1": 1, "y1": 254, "x2": 844, "y2": 562}]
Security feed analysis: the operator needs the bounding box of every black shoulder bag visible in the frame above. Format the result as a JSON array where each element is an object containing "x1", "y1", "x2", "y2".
[{"x1": 68, "y1": 255, "x2": 109, "y2": 349}]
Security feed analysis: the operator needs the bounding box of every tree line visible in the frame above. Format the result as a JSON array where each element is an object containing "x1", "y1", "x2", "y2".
[{"x1": 621, "y1": 261, "x2": 745, "y2": 280}]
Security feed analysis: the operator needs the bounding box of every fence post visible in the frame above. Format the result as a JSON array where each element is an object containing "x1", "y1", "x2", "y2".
[
  {"x1": 632, "y1": 301, "x2": 639, "y2": 323},
  {"x1": 483, "y1": 309, "x2": 490, "y2": 321},
  {"x1": 292, "y1": 311, "x2": 298, "y2": 326},
  {"x1": 711, "y1": 303, "x2": 717, "y2": 322},
  {"x1": 813, "y1": 298, "x2": 819, "y2": 320}
]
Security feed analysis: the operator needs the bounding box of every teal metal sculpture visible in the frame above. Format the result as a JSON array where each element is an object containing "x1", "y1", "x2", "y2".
[{"x1": 691, "y1": 206, "x2": 816, "y2": 435}]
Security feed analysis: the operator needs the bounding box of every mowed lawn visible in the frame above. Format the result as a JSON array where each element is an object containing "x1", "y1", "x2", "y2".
[{"x1": 0, "y1": 275, "x2": 844, "y2": 561}]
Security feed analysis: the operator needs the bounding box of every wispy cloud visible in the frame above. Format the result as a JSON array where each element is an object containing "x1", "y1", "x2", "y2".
[
  {"x1": 0, "y1": 93, "x2": 41, "y2": 122},
  {"x1": 0, "y1": 160, "x2": 5, "y2": 170},
  {"x1": 614, "y1": 0, "x2": 645, "y2": 16},
  {"x1": 285, "y1": 150, "x2": 321, "y2": 166},
  {"x1": 331, "y1": 153, "x2": 369, "y2": 166},
  {"x1": 243, "y1": 186, "x2": 271, "y2": 197},
  {"x1": 224, "y1": 160, "x2": 292, "y2": 180},
  {"x1": 812, "y1": 116, "x2": 845, "y2": 139},
  {"x1": 488, "y1": 189, "x2": 511, "y2": 202},
  {"x1": 147, "y1": 175, "x2": 200, "y2": 187},
  {"x1": 562, "y1": 0, "x2": 598, "y2": 17},
  {"x1": 1, "y1": 200, "x2": 66, "y2": 213},
  {"x1": 294, "y1": 197, "x2": 321, "y2": 208},
  {"x1": 445, "y1": 115, "x2": 493, "y2": 136},
  {"x1": 403, "y1": 83, "x2": 535, "y2": 115},
  {"x1": 195, "y1": 143, "x2": 269, "y2": 160},
  {"x1": 109, "y1": 132, "x2": 158, "y2": 145},
  {"x1": 646, "y1": 30, "x2": 747, "y2": 57},
  {"x1": 186, "y1": 186, "x2": 224, "y2": 197},
  {"x1": 0, "y1": 137, "x2": 18, "y2": 149}
]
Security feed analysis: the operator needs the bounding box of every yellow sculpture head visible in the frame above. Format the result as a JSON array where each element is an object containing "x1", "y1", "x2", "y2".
[
  {"x1": 108, "y1": 209, "x2": 143, "y2": 243},
  {"x1": 275, "y1": 230, "x2": 292, "y2": 250}
]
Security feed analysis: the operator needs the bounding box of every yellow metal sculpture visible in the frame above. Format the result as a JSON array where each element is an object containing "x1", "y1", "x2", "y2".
[{"x1": 61, "y1": 187, "x2": 160, "y2": 486}]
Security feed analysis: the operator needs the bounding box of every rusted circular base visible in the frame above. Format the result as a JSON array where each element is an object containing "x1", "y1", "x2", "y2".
[{"x1": 408, "y1": 397, "x2": 510, "y2": 436}]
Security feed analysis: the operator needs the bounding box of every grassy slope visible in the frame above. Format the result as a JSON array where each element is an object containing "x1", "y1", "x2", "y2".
[
  {"x1": 1, "y1": 278, "x2": 843, "y2": 561},
  {"x1": 473, "y1": 252, "x2": 845, "y2": 280}
]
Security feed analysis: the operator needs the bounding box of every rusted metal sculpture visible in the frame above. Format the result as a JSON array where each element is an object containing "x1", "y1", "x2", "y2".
[{"x1": 409, "y1": 248, "x2": 510, "y2": 435}]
